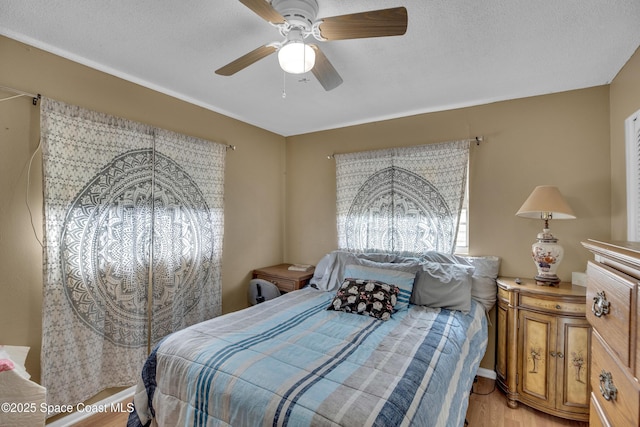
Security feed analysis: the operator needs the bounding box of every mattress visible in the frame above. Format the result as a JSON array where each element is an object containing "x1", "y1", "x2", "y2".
[{"x1": 128, "y1": 287, "x2": 487, "y2": 427}]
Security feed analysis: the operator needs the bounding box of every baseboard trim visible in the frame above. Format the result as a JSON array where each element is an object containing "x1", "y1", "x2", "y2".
[
  {"x1": 476, "y1": 367, "x2": 497, "y2": 380},
  {"x1": 46, "y1": 386, "x2": 135, "y2": 427}
]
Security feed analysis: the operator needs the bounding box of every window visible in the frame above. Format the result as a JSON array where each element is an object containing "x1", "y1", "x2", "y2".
[
  {"x1": 455, "y1": 172, "x2": 469, "y2": 254},
  {"x1": 626, "y1": 109, "x2": 640, "y2": 241},
  {"x1": 336, "y1": 141, "x2": 469, "y2": 255}
]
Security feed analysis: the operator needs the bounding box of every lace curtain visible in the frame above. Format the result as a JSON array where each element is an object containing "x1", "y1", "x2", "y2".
[
  {"x1": 40, "y1": 98, "x2": 225, "y2": 411},
  {"x1": 336, "y1": 140, "x2": 469, "y2": 255}
]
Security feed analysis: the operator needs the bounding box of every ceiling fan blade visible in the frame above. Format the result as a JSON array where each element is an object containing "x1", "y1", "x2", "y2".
[
  {"x1": 215, "y1": 45, "x2": 277, "y2": 76},
  {"x1": 238, "y1": 0, "x2": 286, "y2": 24},
  {"x1": 309, "y1": 45, "x2": 343, "y2": 91},
  {"x1": 316, "y1": 7, "x2": 408, "y2": 41}
]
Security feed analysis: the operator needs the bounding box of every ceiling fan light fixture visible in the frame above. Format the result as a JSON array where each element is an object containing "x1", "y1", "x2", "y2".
[{"x1": 278, "y1": 41, "x2": 315, "y2": 74}]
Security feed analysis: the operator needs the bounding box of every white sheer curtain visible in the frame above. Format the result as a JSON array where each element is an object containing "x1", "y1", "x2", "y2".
[
  {"x1": 336, "y1": 140, "x2": 469, "y2": 255},
  {"x1": 40, "y1": 98, "x2": 225, "y2": 411}
]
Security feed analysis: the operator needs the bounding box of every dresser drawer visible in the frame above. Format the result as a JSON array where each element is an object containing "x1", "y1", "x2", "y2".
[
  {"x1": 591, "y1": 331, "x2": 640, "y2": 427},
  {"x1": 253, "y1": 273, "x2": 298, "y2": 292},
  {"x1": 590, "y1": 392, "x2": 612, "y2": 427},
  {"x1": 497, "y1": 286, "x2": 510, "y2": 303},
  {"x1": 520, "y1": 294, "x2": 584, "y2": 315},
  {"x1": 638, "y1": 286, "x2": 640, "y2": 379},
  {"x1": 586, "y1": 261, "x2": 635, "y2": 367}
]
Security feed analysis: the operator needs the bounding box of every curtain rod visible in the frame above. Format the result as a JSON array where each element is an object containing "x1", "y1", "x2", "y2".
[
  {"x1": 0, "y1": 86, "x2": 236, "y2": 152},
  {"x1": 326, "y1": 136, "x2": 484, "y2": 159},
  {"x1": 0, "y1": 85, "x2": 40, "y2": 105}
]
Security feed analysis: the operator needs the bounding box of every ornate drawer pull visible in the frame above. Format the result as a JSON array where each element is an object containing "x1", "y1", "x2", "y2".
[
  {"x1": 592, "y1": 291, "x2": 610, "y2": 317},
  {"x1": 599, "y1": 370, "x2": 617, "y2": 401}
]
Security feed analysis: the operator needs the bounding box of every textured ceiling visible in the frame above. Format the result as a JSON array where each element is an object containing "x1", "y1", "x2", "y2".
[{"x1": 1, "y1": 1, "x2": 639, "y2": 136}]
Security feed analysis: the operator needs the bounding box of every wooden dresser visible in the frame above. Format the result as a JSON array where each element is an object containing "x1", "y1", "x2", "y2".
[
  {"x1": 582, "y1": 239, "x2": 640, "y2": 427},
  {"x1": 496, "y1": 277, "x2": 590, "y2": 421}
]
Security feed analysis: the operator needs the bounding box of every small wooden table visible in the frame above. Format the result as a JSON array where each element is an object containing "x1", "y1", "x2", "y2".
[{"x1": 252, "y1": 263, "x2": 315, "y2": 293}]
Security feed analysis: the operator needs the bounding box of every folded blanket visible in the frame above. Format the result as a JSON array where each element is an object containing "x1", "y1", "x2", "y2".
[{"x1": 0, "y1": 346, "x2": 46, "y2": 427}]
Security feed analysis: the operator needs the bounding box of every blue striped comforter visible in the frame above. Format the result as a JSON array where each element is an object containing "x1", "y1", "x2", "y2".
[{"x1": 128, "y1": 288, "x2": 487, "y2": 427}]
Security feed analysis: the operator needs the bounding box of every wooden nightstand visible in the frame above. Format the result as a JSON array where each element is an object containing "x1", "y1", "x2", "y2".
[
  {"x1": 252, "y1": 263, "x2": 315, "y2": 293},
  {"x1": 496, "y1": 277, "x2": 590, "y2": 422}
]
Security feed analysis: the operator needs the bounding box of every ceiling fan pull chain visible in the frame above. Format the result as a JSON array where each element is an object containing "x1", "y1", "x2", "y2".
[{"x1": 282, "y1": 71, "x2": 287, "y2": 99}]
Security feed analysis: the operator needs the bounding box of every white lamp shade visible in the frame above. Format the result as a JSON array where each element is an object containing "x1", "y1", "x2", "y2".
[
  {"x1": 516, "y1": 185, "x2": 575, "y2": 285},
  {"x1": 278, "y1": 42, "x2": 315, "y2": 74},
  {"x1": 516, "y1": 185, "x2": 576, "y2": 219}
]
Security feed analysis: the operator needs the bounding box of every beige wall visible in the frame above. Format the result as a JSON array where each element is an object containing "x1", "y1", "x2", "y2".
[
  {"x1": 1, "y1": 31, "x2": 638, "y2": 389},
  {"x1": 610, "y1": 46, "x2": 640, "y2": 240},
  {"x1": 285, "y1": 88, "x2": 612, "y2": 274},
  {"x1": 285, "y1": 86, "x2": 613, "y2": 370},
  {"x1": 0, "y1": 36, "x2": 287, "y2": 383}
]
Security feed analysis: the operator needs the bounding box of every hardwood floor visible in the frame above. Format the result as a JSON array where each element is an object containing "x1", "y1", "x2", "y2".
[
  {"x1": 70, "y1": 377, "x2": 589, "y2": 427},
  {"x1": 466, "y1": 377, "x2": 589, "y2": 427},
  {"x1": 70, "y1": 404, "x2": 130, "y2": 427}
]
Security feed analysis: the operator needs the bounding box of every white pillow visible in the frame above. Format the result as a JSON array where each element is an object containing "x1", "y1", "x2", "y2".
[{"x1": 309, "y1": 253, "x2": 332, "y2": 288}]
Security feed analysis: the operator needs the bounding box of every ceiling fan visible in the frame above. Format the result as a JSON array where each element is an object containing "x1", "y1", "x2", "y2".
[{"x1": 215, "y1": 0, "x2": 408, "y2": 91}]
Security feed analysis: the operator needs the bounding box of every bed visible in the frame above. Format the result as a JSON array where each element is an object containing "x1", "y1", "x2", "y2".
[{"x1": 128, "y1": 251, "x2": 499, "y2": 427}]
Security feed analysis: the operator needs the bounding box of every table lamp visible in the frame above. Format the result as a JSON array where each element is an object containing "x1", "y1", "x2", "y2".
[{"x1": 516, "y1": 185, "x2": 576, "y2": 285}]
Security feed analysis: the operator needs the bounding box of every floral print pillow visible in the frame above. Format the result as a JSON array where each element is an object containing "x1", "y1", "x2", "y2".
[{"x1": 327, "y1": 278, "x2": 399, "y2": 321}]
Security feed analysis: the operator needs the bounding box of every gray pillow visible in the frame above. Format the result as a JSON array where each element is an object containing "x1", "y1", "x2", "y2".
[
  {"x1": 421, "y1": 251, "x2": 500, "y2": 312},
  {"x1": 410, "y1": 261, "x2": 475, "y2": 312}
]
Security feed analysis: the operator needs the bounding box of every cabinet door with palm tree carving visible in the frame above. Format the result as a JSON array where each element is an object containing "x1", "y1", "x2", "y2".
[
  {"x1": 518, "y1": 309, "x2": 557, "y2": 409},
  {"x1": 556, "y1": 317, "x2": 591, "y2": 414}
]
